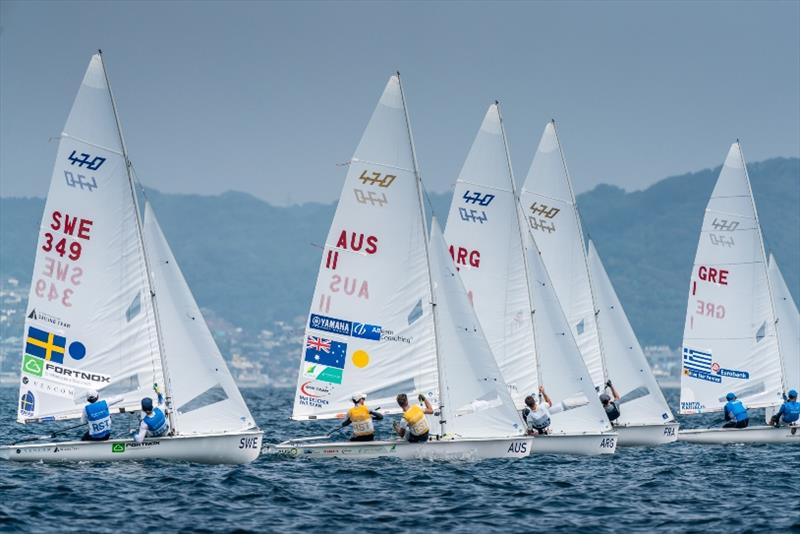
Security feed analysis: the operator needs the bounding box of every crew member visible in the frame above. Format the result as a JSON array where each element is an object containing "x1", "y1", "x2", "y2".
[
  {"x1": 770, "y1": 389, "x2": 800, "y2": 428},
  {"x1": 80, "y1": 390, "x2": 122, "y2": 441},
  {"x1": 392, "y1": 393, "x2": 433, "y2": 442},
  {"x1": 131, "y1": 393, "x2": 170, "y2": 443},
  {"x1": 522, "y1": 386, "x2": 561, "y2": 435},
  {"x1": 723, "y1": 392, "x2": 749, "y2": 428},
  {"x1": 600, "y1": 380, "x2": 621, "y2": 424},
  {"x1": 340, "y1": 392, "x2": 383, "y2": 441}
]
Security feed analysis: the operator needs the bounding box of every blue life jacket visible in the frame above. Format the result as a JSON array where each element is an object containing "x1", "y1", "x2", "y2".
[
  {"x1": 85, "y1": 400, "x2": 111, "y2": 438},
  {"x1": 781, "y1": 401, "x2": 800, "y2": 423},
  {"x1": 725, "y1": 400, "x2": 748, "y2": 422},
  {"x1": 143, "y1": 407, "x2": 169, "y2": 436}
]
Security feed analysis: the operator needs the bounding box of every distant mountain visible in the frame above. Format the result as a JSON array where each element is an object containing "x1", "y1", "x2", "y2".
[{"x1": 1, "y1": 157, "x2": 797, "y2": 347}]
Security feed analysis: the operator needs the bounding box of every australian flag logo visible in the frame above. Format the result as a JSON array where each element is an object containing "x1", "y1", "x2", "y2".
[{"x1": 304, "y1": 336, "x2": 347, "y2": 370}]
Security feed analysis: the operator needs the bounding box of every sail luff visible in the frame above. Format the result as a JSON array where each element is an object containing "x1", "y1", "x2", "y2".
[
  {"x1": 737, "y1": 143, "x2": 787, "y2": 393},
  {"x1": 396, "y1": 73, "x2": 447, "y2": 434},
  {"x1": 97, "y1": 52, "x2": 176, "y2": 431}
]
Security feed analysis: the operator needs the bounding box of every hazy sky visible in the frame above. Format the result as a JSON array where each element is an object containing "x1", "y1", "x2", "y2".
[{"x1": 1, "y1": 1, "x2": 798, "y2": 205}]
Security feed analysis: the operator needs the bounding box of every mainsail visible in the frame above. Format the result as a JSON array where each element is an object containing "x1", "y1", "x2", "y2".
[
  {"x1": 142, "y1": 203, "x2": 256, "y2": 434},
  {"x1": 519, "y1": 121, "x2": 605, "y2": 387},
  {"x1": 291, "y1": 75, "x2": 437, "y2": 420},
  {"x1": 680, "y1": 142, "x2": 783, "y2": 414},
  {"x1": 587, "y1": 240, "x2": 674, "y2": 425},
  {"x1": 768, "y1": 254, "x2": 799, "y2": 392},
  {"x1": 18, "y1": 54, "x2": 163, "y2": 423},
  {"x1": 443, "y1": 104, "x2": 537, "y2": 407}
]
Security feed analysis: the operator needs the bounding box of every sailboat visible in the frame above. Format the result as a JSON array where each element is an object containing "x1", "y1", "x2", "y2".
[
  {"x1": 0, "y1": 53, "x2": 262, "y2": 463},
  {"x1": 443, "y1": 104, "x2": 617, "y2": 455},
  {"x1": 519, "y1": 121, "x2": 677, "y2": 446},
  {"x1": 270, "y1": 76, "x2": 532, "y2": 459},
  {"x1": 678, "y1": 142, "x2": 799, "y2": 444}
]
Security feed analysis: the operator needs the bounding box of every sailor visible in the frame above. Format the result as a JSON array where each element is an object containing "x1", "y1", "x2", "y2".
[
  {"x1": 80, "y1": 390, "x2": 120, "y2": 441},
  {"x1": 131, "y1": 392, "x2": 170, "y2": 443},
  {"x1": 722, "y1": 392, "x2": 749, "y2": 428},
  {"x1": 769, "y1": 389, "x2": 800, "y2": 428},
  {"x1": 522, "y1": 386, "x2": 558, "y2": 435},
  {"x1": 340, "y1": 392, "x2": 383, "y2": 442},
  {"x1": 392, "y1": 393, "x2": 433, "y2": 443},
  {"x1": 600, "y1": 380, "x2": 621, "y2": 424}
]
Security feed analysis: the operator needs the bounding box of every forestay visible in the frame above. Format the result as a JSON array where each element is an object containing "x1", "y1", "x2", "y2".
[
  {"x1": 443, "y1": 104, "x2": 538, "y2": 408},
  {"x1": 523, "y1": 231, "x2": 611, "y2": 434},
  {"x1": 17, "y1": 54, "x2": 163, "y2": 423},
  {"x1": 142, "y1": 204, "x2": 256, "y2": 434},
  {"x1": 768, "y1": 255, "x2": 799, "y2": 392},
  {"x1": 680, "y1": 143, "x2": 783, "y2": 414},
  {"x1": 291, "y1": 76, "x2": 437, "y2": 420},
  {"x1": 519, "y1": 122, "x2": 605, "y2": 387},
  {"x1": 587, "y1": 240, "x2": 674, "y2": 425},
  {"x1": 429, "y1": 219, "x2": 524, "y2": 438}
]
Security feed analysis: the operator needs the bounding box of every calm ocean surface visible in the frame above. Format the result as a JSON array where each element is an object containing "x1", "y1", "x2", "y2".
[{"x1": 0, "y1": 386, "x2": 797, "y2": 533}]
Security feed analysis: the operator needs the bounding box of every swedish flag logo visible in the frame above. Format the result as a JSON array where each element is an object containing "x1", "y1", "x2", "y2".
[{"x1": 25, "y1": 326, "x2": 66, "y2": 364}]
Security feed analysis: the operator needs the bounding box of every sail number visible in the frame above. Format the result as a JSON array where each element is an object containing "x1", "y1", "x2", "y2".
[
  {"x1": 41, "y1": 211, "x2": 93, "y2": 262},
  {"x1": 359, "y1": 170, "x2": 395, "y2": 188}
]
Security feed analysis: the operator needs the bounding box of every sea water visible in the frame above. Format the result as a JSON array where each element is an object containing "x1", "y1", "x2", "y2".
[{"x1": 0, "y1": 387, "x2": 797, "y2": 532}]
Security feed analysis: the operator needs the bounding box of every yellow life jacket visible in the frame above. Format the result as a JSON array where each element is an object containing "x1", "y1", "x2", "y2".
[
  {"x1": 403, "y1": 404, "x2": 430, "y2": 436},
  {"x1": 348, "y1": 404, "x2": 374, "y2": 436}
]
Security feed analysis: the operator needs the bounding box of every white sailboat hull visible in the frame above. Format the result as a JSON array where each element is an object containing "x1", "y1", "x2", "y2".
[
  {"x1": 678, "y1": 425, "x2": 800, "y2": 444},
  {"x1": 267, "y1": 436, "x2": 534, "y2": 460},
  {"x1": 530, "y1": 432, "x2": 618, "y2": 455},
  {"x1": 615, "y1": 422, "x2": 679, "y2": 447},
  {"x1": 0, "y1": 430, "x2": 263, "y2": 464}
]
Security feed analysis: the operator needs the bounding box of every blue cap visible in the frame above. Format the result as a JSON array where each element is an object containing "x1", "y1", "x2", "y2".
[
  {"x1": 789, "y1": 389, "x2": 798, "y2": 399},
  {"x1": 726, "y1": 392, "x2": 736, "y2": 401},
  {"x1": 141, "y1": 397, "x2": 154, "y2": 411}
]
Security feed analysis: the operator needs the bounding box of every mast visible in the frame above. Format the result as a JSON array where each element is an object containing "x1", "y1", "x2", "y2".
[
  {"x1": 396, "y1": 72, "x2": 447, "y2": 435},
  {"x1": 97, "y1": 50, "x2": 177, "y2": 431},
  {"x1": 497, "y1": 102, "x2": 544, "y2": 388},
  {"x1": 551, "y1": 120, "x2": 609, "y2": 385},
  {"x1": 738, "y1": 141, "x2": 788, "y2": 393}
]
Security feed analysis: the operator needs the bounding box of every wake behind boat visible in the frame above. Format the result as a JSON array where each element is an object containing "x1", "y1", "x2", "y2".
[
  {"x1": 270, "y1": 76, "x2": 532, "y2": 460},
  {"x1": 678, "y1": 142, "x2": 798, "y2": 445},
  {"x1": 0, "y1": 52, "x2": 261, "y2": 464}
]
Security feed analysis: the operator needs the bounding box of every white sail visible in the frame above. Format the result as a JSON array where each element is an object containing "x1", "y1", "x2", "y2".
[
  {"x1": 429, "y1": 219, "x2": 524, "y2": 438},
  {"x1": 17, "y1": 54, "x2": 162, "y2": 423},
  {"x1": 443, "y1": 104, "x2": 538, "y2": 407},
  {"x1": 142, "y1": 203, "x2": 256, "y2": 434},
  {"x1": 680, "y1": 143, "x2": 783, "y2": 414},
  {"x1": 768, "y1": 254, "x2": 799, "y2": 392},
  {"x1": 291, "y1": 76, "x2": 437, "y2": 420},
  {"x1": 519, "y1": 122, "x2": 605, "y2": 387},
  {"x1": 523, "y1": 231, "x2": 612, "y2": 433},
  {"x1": 587, "y1": 240, "x2": 674, "y2": 424}
]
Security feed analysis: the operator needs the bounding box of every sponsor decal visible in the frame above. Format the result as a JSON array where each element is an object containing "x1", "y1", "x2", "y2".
[
  {"x1": 683, "y1": 347, "x2": 748, "y2": 382},
  {"x1": 352, "y1": 322, "x2": 381, "y2": 341},
  {"x1": 304, "y1": 336, "x2": 347, "y2": 369},
  {"x1": 23, "y1": 375, "x2": 75, "y2": 399},
  {"x1": 309, "y1": 314, "x2": 352, "y2": 336},
  {"x1": 43, "y1": 362, "x2": 110, "y2": 387},
  {"x1": 19, "y1": 390, "x2": 35, "y2": 417},
  {"x1": 128, "y1": 441, "x2": 160, "y2": 449},
  {"x1": 380, "y1": 328, "x2": 412, "y2": 344},
  {"x1": 680, "y1": 401, "x2": 704, "y2": 412},
  {"x1": 111, "y1": 443, "x2": 126, "y2": 453},
  {"x1": 717, "y1": 368, "x2": 749, "y2": 380},
  {"x1": 303, "y1": 364, "x2": 343, "y2": 385},
  {"x1": 299, "y1": 380, "x2": 333, "y2": 398},
  {"x1": 22, "y1": 355, "x2": 44, "y2": 377},
  {"x1": 27, "y1": 309, "x2": 71, "y2": 329}
]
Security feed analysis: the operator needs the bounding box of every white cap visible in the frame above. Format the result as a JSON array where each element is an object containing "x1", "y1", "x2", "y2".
[
  {"x1": 351, "y1": 392, "x2": 366, "y2": 402},
  {"x1": 85, "y1": 389, "x2": 99, "y2": 401}
]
